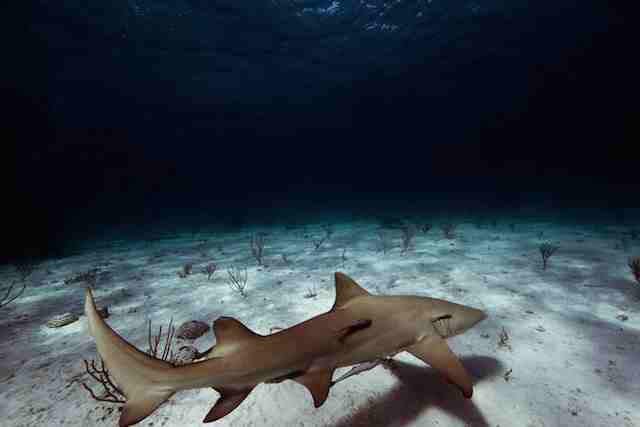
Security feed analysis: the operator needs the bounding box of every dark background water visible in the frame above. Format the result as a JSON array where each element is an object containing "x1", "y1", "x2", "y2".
[{"x1": 3, "y1": 1, "x2": 637, "y2": 261}]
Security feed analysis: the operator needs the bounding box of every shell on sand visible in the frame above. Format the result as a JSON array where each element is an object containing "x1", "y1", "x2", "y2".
[
  {"x1": 176, "y1": 320, "x2": 210, "y2": 340},
  {"x1": 46, "y1": 312, "x2": 79, "y2": 328}
]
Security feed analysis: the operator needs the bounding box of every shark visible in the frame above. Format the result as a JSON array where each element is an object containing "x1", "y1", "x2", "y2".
[{"x1": 83, "y1": 272, "x2": 486, "y2": 426}]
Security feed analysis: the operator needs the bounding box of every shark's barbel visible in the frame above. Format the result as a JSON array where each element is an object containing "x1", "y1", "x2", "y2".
[{"x1": 84, "y1": 272, "x2": 486, "y2": 426}]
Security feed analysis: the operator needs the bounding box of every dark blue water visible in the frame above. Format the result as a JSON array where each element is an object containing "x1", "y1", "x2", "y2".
[{"x1": 4, "y1": 0, "x2": 637, "y2": 260}]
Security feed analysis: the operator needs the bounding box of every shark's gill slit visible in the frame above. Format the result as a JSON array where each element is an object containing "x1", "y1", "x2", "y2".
[{"x1": 432, "y1": 314, "x2": 453, "y2": 338}]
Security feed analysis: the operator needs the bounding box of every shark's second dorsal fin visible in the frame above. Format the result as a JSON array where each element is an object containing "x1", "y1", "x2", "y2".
[
  {"x1": 214, "y1": 317, "x2": 260, "y2": 343},
  {"x1": 331, "y1": 272, "x2": 370, "y2": 311},
  {"x1": 209, "y1": 317, "x2": 261, "y2": 357}
]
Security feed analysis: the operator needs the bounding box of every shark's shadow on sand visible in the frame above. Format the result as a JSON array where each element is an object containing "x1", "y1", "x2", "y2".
[{"x1": 331, "y1": 356, "x2": 502, "y2": 427}]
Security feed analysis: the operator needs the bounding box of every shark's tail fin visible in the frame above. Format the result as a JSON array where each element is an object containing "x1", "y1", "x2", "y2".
[{"x1": 84, "y1": 288, "x2": 175, "y2": 426}]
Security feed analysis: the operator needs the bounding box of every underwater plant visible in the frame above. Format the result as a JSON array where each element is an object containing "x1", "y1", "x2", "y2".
[
  {"x1": 304, "y1": 285, "x2": 317, "y2": 298},
  {"x1": 312, "y1": 234, "x2": 327, "y2": 251},
  {"x1": 628, "y1": 256, "x2": 640, "y2": 284},
  {"x1": 312, "y1": 225, "x2": 332, "y2": 251},
  {"x1": 498, "y1": 326, "x2": 511, "y2": 350},
  {"x1": 376, "y1": 229, "x2": 392, "y2": 254},
  {"x1": 0, "y1": 281, "x2": 25, "y2": 309},
  {"x1": 202, "y1": 262, "x2": 217, "y2": 280},
  {"x1": 400, "y1": 223, "x2": 417, "y2": 252},
  {"x1": 440, "y1": 223, "x2": 458, "y2": 239},
  {"x1": 80, "y1": 358, "x2": 126, "y2": 403},
  {"x1": 0, "y1": 263, "x2": 32, "y2": 309},
  {"x1": 178, "y1": 263, "x2": 193, "y2": 279},
  {"x1": 539, "y1": 242, "x2": 559, "y2": 270},
  {"x1": 64, "y1": 267, "x2": 99, "y2": 286},
  {"x1": 227, "y1": 266, "x2": 248, "y2": 297},
  {"x1": 250, "y1": 233, "x2": 265, "y2": 265}
]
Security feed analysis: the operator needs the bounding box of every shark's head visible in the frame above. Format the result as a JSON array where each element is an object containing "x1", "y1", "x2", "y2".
[{"x1": 423, "y1": 298, "x2": 487, "y2": 338}]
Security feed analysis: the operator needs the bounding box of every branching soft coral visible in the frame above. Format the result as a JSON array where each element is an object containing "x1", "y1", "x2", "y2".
[
  {"x1": 0, "y1": 281, "x2": 25, "y2": 309},
  {"x1": 628, "y1": 256, "x2": 640, "y2": 285}
]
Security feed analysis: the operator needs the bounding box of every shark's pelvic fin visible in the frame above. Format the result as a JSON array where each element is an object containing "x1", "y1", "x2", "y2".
[
  {"x1": 407, "y1": 335, "x2": 474, "y2": 398},
  {"x1": 331, "y1": 272, "x2": 370, "y2": 311},
  {"x1": 203, "y1": 387, "x2": 255, "y2": 423},
  {"x1": 293, "y1": 369, "x2": 334, "y2": 408}
]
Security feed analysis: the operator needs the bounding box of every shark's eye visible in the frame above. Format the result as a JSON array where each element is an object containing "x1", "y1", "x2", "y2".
[{"x1": 431, "y1": 314, "x2": 453, "y2": 337}]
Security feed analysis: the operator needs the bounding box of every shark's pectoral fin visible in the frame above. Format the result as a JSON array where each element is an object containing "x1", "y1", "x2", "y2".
[
  {"x1": 119, "y1": 390, "x2": 174, "y2": 427},
  {"x1": 203, "y1": 387, "x2": 254, "y2": 423},
  {"x1": 407, "y1": 336, "x2": 474, "y2": 398},
  {"x1": 293, "y1": 369, "x2": 334, "y2": 408}
]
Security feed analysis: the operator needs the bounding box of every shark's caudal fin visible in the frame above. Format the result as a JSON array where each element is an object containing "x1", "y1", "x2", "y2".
[{"x1": 84, "y1": 288, "x2": 175, "y2": 427}]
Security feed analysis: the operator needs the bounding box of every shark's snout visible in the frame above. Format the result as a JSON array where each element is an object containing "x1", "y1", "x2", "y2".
[
  {"x1": 456, "y1": 306, "x2": 487, "y2": 333},
  {"x1": 430, "y1": 302, "x2": 487, "y2": 338}
]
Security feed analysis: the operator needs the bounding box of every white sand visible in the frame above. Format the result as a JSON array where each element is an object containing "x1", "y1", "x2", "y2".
[{"x1": 1, "y1": 218, "x2": 639, "y2": 427}]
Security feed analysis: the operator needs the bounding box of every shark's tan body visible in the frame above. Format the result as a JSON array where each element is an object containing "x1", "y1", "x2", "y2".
[{"x1": 84, "y1": 272, "x2": 486, "y2": 426}]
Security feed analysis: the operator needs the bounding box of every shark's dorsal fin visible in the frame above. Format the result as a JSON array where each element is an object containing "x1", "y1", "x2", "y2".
[
  {"x1": 293, "y1": 369, "x2": 334, "y2": 408},
  {"x1": 331, "y1": 272, "x2": 370, "y2": 311}
]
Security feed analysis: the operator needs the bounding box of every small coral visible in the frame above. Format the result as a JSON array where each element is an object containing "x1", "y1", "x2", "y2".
[
  {"x1": 64, "y1": 268, "x2": 99, "y2": 286},
  {"x1": 0, "y1": 281, "x2": 25, "y2": 309},
  {"x1": 178, "y1": 263, "x2": 193, "y2": 279},
  {"x1": 628, "y1": 256, "x2": 640, "y2": 284},
  {"x1": 203, "y1": 262, "x2": 217, "y2": 280},
  {"x1": 539, "y1": 242, "x2": 559, "y2": 270},
  {"x1": 176, "y1": 320, "x2": 210, "y2": 340},
  {"x1": 80, "y1": 358, "x2": 126, "y2": 403}
]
